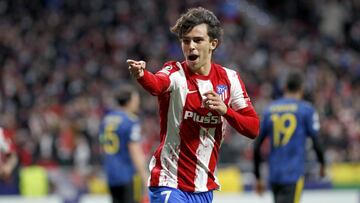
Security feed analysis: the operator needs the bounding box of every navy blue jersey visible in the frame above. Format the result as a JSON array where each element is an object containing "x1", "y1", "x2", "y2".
[
  {"x1": 99, "y1": 109, "x2": 141, "y2": 186},
  {"x1": 259, "y1": 98, "x2": 320, "y2": 184}
]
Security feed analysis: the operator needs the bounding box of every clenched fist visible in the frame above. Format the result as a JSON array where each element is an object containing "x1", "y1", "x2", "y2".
[{"x1": 127, "y1": 59, "x2": 146, "y2": 79}]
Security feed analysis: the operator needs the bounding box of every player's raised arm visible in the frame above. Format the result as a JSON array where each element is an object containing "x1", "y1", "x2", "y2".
[{"x1": 126, "y1": 59, "x2": 171, "y2": 95}]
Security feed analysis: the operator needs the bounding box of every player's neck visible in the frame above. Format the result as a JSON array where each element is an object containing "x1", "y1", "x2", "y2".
[
  {"x1": 117, "y1": 105, "x2": 135, "y2": 115},
  {"x1": 192, "y1": 61, "x2": 212, "y2": 76},
  {"x1": 284, "y1": 92, "x2": 302, "y2": 100}
]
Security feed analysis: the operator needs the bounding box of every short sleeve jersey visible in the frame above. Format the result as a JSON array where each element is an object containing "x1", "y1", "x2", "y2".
[
  {"x1": 99, "y1": 110, "x2": 141, "y2": 186},
  {"x1": 259, "y1": 98, "x2": 320, "y2": 184}
]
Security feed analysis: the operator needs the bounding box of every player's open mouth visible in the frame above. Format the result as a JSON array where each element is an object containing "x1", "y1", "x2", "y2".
[{"x1": 188, "y1": 54, "x2": 199, "y2": 61}]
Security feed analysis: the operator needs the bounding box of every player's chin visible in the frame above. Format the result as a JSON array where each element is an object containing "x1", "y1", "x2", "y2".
[
  {"x1": 187, "y1": 58, "x2": 196, "y2": 64},
  {"x1": 186, "y1": 60, "x2": 200, "y2": 70}
]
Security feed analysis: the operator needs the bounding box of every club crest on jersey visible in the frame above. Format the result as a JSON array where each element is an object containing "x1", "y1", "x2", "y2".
[{"x1": 216, "y1": 84, "x2": 228, "y2": 101}]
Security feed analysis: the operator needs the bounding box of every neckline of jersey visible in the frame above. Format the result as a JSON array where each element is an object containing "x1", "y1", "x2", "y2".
[{"x1": 182, "y1": 61, "x2": 216, "y2": 80}]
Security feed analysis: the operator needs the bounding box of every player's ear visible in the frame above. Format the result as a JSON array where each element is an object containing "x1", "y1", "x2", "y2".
[{"x1": 210, "y1": 39, "x2": 218, "y2": 51}]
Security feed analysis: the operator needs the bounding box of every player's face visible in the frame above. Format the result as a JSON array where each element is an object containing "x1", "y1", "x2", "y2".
[{"x1": 181, "y1": 23, "x2": 218, "y2": 73}]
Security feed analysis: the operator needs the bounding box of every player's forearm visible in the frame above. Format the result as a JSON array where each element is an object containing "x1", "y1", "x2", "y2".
[
  {"x1": 253, "y1": 154, "x2": 261, "y2": 180},
  {"x1": 311, "y1": 136, "x2": 325, "y2": 166},
  {"x1": 137, "y1": 70, "x2": 168, "y2": 96},
  {"x1": 223, "y1": 107, "x2": 260, "y2": 139},
  {"x1": 8, "y1": 153, "x2": 17, "y2": 169},
  {"x1": 1, "y1": 153, "x2": 18, "y2": 177},
  {"x1": 253, "y1": 135, "x2": 265, "y2": 179},
  {"x1": 129, "y1": 142, "x2": 149, "y2": 185}
]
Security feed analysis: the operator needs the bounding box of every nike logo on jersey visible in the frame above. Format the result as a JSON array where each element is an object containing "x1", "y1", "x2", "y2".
[{"x1": 188, "y1": 90, "x2": 198, "y2": 94}]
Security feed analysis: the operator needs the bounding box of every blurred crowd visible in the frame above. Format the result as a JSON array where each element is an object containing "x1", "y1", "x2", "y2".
[{"x1": 0, "y1": 0, "x2": 359, "y2": 177}]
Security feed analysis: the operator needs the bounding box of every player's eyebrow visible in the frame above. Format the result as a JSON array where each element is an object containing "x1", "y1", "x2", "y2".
[
  {"x1": 182, "y1": 36, "x2": 205, "y2": 40},
  {"x1": 181, "y1": 36, "x2": 205, "y2": 43}
]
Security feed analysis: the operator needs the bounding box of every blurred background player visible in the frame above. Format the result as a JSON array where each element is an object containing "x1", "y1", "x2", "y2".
[
  {"x1": 127, "y1": 7, "x2": 259, "y2": 203},
  {"x1": 253, "y1": 71, "x2": 326, "y2": 203},
  {"x1": 99, "y1": 85, "x2": 148, "y2": 203},
  {"x1": 0, "y1": 127, "x2": 18, "y2": 193}
]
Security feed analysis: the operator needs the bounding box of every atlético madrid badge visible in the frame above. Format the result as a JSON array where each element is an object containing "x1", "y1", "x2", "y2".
[{"x1": 216, "y1": 84, "x2": 228, "y2": 101}]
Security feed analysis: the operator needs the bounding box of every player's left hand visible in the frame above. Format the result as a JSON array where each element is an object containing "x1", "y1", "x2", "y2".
[
  {"x1": 319, "y1": 164, "x2": 326, "y2": 178},
  {"x1": 254, "y1": 179, "x2": 265, "y2": 196},
  {"x1": 0, "y1": 165, "x2": 12, "y2": 179},
  {"x1": 204, "y1": 90, "x2": 227, "y2": 115}
]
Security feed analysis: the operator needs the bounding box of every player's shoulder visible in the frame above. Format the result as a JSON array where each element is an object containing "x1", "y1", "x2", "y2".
[
  {"x1": 263, "y1": 100, "x2": 279, "y2": 113},
  {"x1": 158, "y1": 61, "x2": 182, "y2": 76},
  {"x1": 264, "y1": 99, "x2": 291, "y2": 114},
  {"x1": 127, "y1": 112, "x2": 139, "y2": 123},
  {"x1": 298, "y1": 100, "x2": 316, "y2": 113},
  {"x1": 268, "y1": 98, "x2": 284, "y2": 107},
  {"x1": 106, "y1": 111, "x2": 139, "y2": 128},
  {"x1": 295, "y1": 99, "x2": 314, "y2": 109},
  {"x1": 213, "y1": 63, "x2": 238, "y2": 74},
  {"x1": 213, "y1": 63, "x2": 243, "y2": 84},
  {"x1": 103, "y1": 109, "x2": 127, "y2": 124}
]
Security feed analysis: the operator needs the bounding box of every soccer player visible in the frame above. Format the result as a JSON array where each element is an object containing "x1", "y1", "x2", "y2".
[
  {"x1": 99, "y1": 85, "x2": 148, "y2": 203},
  {"x1": 127, "y1": 7, "x2": 259, "y2": 203},
  {"x1": 253, "y1": 71, "x2": 326, "y2": 203}
]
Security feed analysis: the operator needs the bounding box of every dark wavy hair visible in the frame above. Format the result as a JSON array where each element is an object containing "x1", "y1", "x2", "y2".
[{"x1": 170, "y1": 7, "x2": 223, "y2": 47}]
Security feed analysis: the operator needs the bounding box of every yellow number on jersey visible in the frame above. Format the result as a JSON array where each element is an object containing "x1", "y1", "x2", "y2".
[
  {"x1": 102, "y1": 124, "x2": 120, "y2": 154},
  {"x1": 270, "y1": 113, "x2": 297, "y2": 147}
]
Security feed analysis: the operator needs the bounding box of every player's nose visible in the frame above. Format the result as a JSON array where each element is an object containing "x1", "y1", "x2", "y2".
[{"x1": 189, "y1": 40, "x2": 196, "y2": 49}]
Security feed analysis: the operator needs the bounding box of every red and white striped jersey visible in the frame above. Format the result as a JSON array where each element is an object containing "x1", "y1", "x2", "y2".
[{"x1": 138, "y1": 61, "x2": 259, "y2": 192}]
